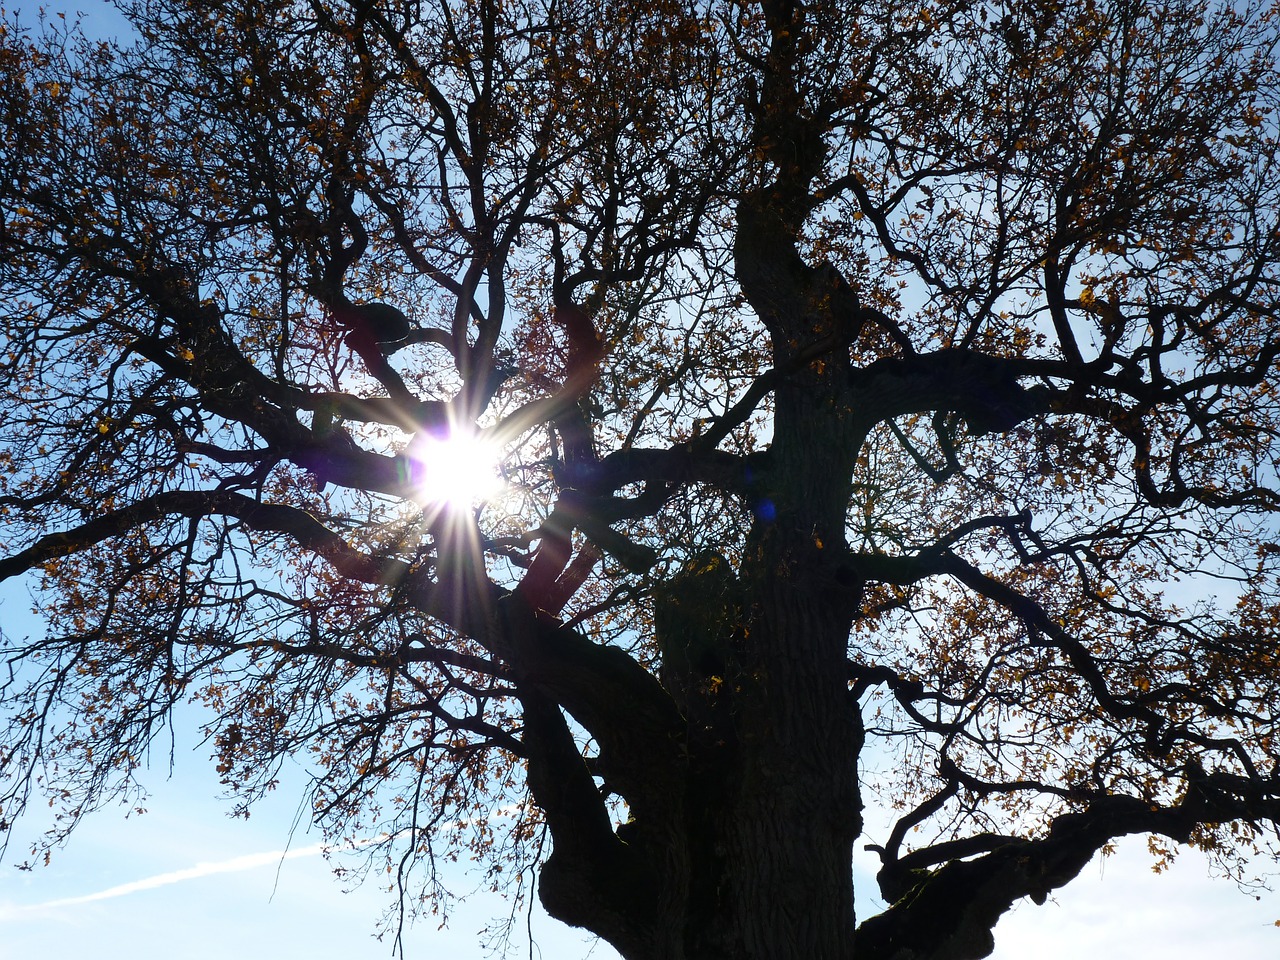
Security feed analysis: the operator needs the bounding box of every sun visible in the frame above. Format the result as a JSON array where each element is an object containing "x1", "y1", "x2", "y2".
[{"x1": 406, "y1": 429, "x2": 504, "y2": 508}]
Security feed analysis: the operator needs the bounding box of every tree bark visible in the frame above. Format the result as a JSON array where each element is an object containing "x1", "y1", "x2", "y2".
[{"x1": 652, "y1": 184, "x2": 868, "y2": 959}]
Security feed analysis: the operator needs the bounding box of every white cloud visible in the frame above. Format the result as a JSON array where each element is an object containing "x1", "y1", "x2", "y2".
[{"x1": 991, "y1": 837, "x2": 1280, "y2": 958}]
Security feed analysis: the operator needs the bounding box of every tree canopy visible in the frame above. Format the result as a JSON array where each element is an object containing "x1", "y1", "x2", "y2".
[{"x1": 4, "y1": 0, "x2": 1280, "y2": 957}]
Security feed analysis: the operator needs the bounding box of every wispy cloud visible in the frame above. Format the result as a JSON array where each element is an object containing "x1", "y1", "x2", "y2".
[{"x1": 1, "y1": 841, "x2": 328, "y2": 919}]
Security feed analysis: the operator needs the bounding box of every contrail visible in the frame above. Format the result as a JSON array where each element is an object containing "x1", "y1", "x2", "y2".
[
  {"x1": 2, "y1": 841, "x2": 327, "y2": 918},
  {"x1": 2, "y1": 803, "x2": 525, "y2": 920}
]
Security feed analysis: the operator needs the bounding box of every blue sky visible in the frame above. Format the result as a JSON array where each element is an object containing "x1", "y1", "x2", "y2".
[
  {"x1": 1, "y1": 713, "x2": 1275, "y2": 960},
  {"x1": 0, "y1": 742, "x2": 608, "y2": 959},
  {"x1": 2, "y1": 1, "x2": 1279, "y2": 957}
]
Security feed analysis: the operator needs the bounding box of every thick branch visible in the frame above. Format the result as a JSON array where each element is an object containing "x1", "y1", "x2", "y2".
[
  {"x1": 0, "y1": 490, "x2": 411, "y2": 586},
  {"x1": 858, "y1": 771, "x2": 1280, "y2": 960}
]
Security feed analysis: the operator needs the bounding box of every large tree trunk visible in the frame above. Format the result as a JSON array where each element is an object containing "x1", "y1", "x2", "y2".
[
  {"x1": 686, "y1": 571, "x2": 864, "y2": 959},
  {"x1": 645, "y1": 524, "x2": 863, "y2": 959},
  {"x1": 660, "y1": 185, "x2": 867, "y2": 958},
  {"x1": 528, "y1": 182, "x2": 870, "y2": 959}
]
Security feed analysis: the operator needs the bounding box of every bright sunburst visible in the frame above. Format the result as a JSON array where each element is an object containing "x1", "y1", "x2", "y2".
[{"x1": 406, "y1": 430, "x2": 503, "y2": 508}]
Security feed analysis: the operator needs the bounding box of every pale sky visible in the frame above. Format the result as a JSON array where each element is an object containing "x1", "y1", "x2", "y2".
[
  {"x1": 1, "y1": 742, "x2": 1276, "y2": 959},
  {"x1": 2, "y1": 2, "x2": 1279, "y2": 957}
]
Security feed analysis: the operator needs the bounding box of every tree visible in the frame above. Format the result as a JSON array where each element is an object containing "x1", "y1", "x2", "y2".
[{"x1": 3, "y1": 0, "x2": 1280, "y2": 956}]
